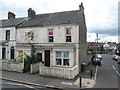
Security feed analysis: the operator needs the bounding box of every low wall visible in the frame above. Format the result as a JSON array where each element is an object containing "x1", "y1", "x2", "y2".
[
  {"x1": 30, "y1": 62, "x2": 39, "y2": 74},
  {"x1": 39, "y1": 65, "x2": 78, "y2": 79},
  {"x1": 0, "y1": 61, "x2": 23, "y2": 72}
]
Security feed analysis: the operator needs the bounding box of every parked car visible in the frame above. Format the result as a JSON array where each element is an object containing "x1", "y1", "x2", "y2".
[
  {"x1": 92, "y1": 56, "x2": 102, "y2": 66},
  {"x1": 96, "y1": 54, "x2": 102, "y2": 60},
  {"x1": 92, "y1": 58, "x2": 101, "y2": 66},
  {"x1": 112, "y1": 54, "x2": 119, "y2": 61}
]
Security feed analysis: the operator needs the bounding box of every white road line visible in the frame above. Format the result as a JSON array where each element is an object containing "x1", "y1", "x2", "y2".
[
  {"x1": 94, "y1": 65, "x2": 99, "y2": 81},
  {"x1": 112, "y1": 66, "x2": 116, "y2": 70},
  {"x1": 2, "y1": 82, "x2": 35, "y2": 88},
  {"x1": 24, "y1": 85, "x2": 34, "y2": 88},
  {"x1": 2, "y1": 82, "x2": 23, "y2": 86},
  {"x1": 112, "y1": 66, "x2": 120, "y2": 77}
]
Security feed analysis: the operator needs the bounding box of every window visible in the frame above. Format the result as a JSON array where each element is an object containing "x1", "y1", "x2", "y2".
[
  {"x1": 48, "y1": 29, "x2": 54, "y2": 42},
  {"x1": 56, "y1": 51, "x2": 62, "y2": 65},
  {"x1": 56, "y1": 51, "x2": 69, "y2": 66},
  {"x1": 2, "y1": 47, "x2": 6, "y2": 59},
  {"x1": 63, "y1": 51, "x2": 69, "y2": 66},
  {"x1": 6, "y1": 30, "x2": 10, "y2": 41},
  {"x1": 66, "y1": 36, "x2": 71, "y2": 42},
  {"x1": 65, "y1": 28, "x2": 71, "y2": 42}
]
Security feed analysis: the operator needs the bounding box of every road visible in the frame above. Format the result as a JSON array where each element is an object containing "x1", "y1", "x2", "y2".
[
  {"x1": 1, "y1": 80, "x2": 55, "y2": 90},
  {"x1": 93, "y1": 54, "x2": 120, "y2": 88}
]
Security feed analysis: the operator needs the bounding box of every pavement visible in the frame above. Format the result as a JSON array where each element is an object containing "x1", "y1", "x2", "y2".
[
  {"x1": 74, "y1": 62, "x2": 98, "y2": 88},
  {"x1": 1, "y1": 62, "x2": 98, "y2": 90}
]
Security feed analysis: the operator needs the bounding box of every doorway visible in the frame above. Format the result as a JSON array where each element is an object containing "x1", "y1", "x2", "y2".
[
  {"x1": 44, "y1": 50, "x2": 50, "y2": 67},
  {"x1": 10, "y1": 46, "x2": 14, "y2": 59}
]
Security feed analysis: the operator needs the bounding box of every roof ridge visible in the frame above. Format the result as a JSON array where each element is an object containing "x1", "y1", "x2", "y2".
[{"x1": 36, "y1": 10, "x2": 79, "y2": 16}]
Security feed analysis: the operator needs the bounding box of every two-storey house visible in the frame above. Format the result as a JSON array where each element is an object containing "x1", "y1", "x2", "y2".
[
  {"x1": 16, "y1": 3, "x2": 87, "y2": 79},
  {"x1": 0, "y1": 12, "x2": 24, "y2": 61}
]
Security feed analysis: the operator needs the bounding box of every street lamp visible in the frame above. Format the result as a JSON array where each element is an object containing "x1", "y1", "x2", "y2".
[{"x1": 95, "y1": 33, "x2": 100, "y2": 54}]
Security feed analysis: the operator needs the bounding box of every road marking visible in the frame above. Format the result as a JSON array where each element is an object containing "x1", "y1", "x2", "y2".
[
  {"x1": 61, "y1": 82, "x2": 73, "y2": 85},
  {"x1": 24, "y1": 85, "x2": 34, "y2": 88},
  {"x1": 2, "y1": 82, "x2": 23, "y2": 86},
  {"x1": 112, "y1": 66, "x2": 120, "y2": 77},
  {"x1": 2, "y1": 81, "x2": 35, "y2": 88},
  {"x1": 94, "y1": 65, "x2": 99, "y2": 81}
]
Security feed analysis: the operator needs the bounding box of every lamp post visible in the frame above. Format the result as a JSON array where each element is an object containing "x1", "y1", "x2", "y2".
[{"x1": 95, "y1": 33, "x2": 100, "y2": 54}]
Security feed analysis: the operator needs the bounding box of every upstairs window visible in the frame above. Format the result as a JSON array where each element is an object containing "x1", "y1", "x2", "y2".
[
  {"x1": 48, "y1": 29, "x2": 54, "y2": 42},
  {"x1": 66, "y1": 28, "x2": 71, "y2": 42},
  {"x1": 6, "y1": 30, "x2": 10, "y2": 41}
]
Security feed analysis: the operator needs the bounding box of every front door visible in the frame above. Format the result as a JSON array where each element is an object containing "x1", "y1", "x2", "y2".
[
  {"x1": 44, "y1": 50, "x2": 50, "y2": 67},
  {"x1": 11, "y1": 46, "x2": 14, "y2": 59},
  {"x1": 2, "y1": 47, "x2": 6, "y2": 59}
]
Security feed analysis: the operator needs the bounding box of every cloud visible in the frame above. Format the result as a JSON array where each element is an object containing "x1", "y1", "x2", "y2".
[
  {"x1": 87, "y1": 32, "x2": 118, "y2": 42},
  {"x1": 0, "y1": 0, "x2": 119, "y2": 42}
]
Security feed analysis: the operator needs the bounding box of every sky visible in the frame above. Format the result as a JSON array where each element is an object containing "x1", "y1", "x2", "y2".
[{"x1": 0, "y1": 0, "x2": 119, "y2": 43}]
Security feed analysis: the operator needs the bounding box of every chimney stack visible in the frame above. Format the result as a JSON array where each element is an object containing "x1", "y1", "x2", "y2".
[
  {"x1": 28, "y1": 8, "x2": 36, "y2": 18},
  {"x1": 8, "y1": 11, "x2": 15, "y2": 19},
  {"x1": 79, "y1": 2, "x2": 84, "y2": 13}
]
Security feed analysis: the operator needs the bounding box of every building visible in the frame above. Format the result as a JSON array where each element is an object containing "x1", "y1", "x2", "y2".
[
  {"x1": 1, "y1": 3, "x2": 87, "y2": 79},
  {"x1": 0, "y1": 12, "x2": 24, "y2": 60},
  {"x1": 87, "y1": 42, "x2": 117, "y2": 54}
]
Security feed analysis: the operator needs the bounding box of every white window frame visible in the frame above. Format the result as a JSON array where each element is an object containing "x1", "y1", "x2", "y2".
[
  {"x1": 48, "y1": 29, "x2": 54, "y2": 42},
  {"x1": 56, "y1": 51, "x2": 70, "y2": 66}
]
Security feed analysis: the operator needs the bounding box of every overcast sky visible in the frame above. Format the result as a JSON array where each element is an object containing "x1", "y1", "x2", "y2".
[{"x1": 0, "y1": 0, "x2": 119, "y2": 43}]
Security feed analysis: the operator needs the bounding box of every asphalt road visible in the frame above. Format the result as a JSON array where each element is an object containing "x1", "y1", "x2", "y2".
[
  {"x1": 93, "y1": 54, "x2": 120, "y2": 88},
  {"x1": 1, "y1": 80, "x2": 55, "y2": 90}
]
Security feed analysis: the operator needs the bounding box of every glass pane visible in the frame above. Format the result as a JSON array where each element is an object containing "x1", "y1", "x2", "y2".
[
  {"x1": 49, "y1": 36, "x2": 53, "y2": 42},
  {"x1": 63, "y1": 59, "x2": 69, "y2": 66},
  {"x1": 6, "y1": 30, "x2": 10, "y2": 41},
  {"x1": 66, "y1": 36, "x2": 71, "y2": 42},
  {"x1": 48, "y1": 29, "x2": 53, "y2": 35},
  {"x1": 56, "y1": 58, "x2": 61, "y2": 65},
  {"x1": 64, "y1": 51, "x2": 69, "y2": 58},
  {"x1": 56, "y1": 51, "x2": 61, "y2": 57},
  {"x1": 66, "y1": 29, "x2": 71, "y2": 35}
]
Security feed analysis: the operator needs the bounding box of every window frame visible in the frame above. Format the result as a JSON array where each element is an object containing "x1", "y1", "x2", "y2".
[
  {"x1": 65, "y1": 28, "x2": 71, "y2": 42},
  {"x1": 6, "y1": 30, "x2": 10, "y2": 41},
  {"x1": 48, "y1": 29, "x2": 54, "y2": 42},
  {"x1": 55, "y1": 51, "x2": 70, "y2": 66}
]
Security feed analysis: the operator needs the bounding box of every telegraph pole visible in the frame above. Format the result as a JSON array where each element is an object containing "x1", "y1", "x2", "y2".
[{"x1": 96, "y1": 33, "x2": 98, "y2": 54}]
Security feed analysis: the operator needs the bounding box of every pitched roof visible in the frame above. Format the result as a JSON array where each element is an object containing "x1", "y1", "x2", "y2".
[
  {"x1": 1, "y1": 10, "x2": 83, "y2": 28},
  {"x1": 1, "y1": 18, "x2": 25, "y2": 27},
  {"x1": 18, "y1": 10, "x2": 83, "y2": 27}
]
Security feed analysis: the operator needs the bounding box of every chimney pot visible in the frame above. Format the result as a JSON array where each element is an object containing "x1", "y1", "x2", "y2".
[
  {"x1": 28, "y1": 8, "x2": 36, "y2": 18},
  {"x1": 79, "y1": 2, "x2": 84, "y2": 13},
  {"x1": 8, "y1": 11, "x2": 15, "y2": 19}
]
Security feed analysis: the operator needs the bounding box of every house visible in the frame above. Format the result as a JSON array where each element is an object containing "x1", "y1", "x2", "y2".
[
  {"x1": 16, "y1": 3, "x2": 87, "y2": 79},
  {"x1": 0, "y1": 12, "x2": 24, "y2": 61},
  {"x1": 1, "y1": 3, "x2": 87, "y2": 79}
]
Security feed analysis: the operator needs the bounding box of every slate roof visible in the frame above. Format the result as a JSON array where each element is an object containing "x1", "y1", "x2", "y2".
[
  {"x1": 18, "y1": 10, "x2": 83, "y2": 27},
  {"x1": 1, "y1": 18, "x2": 25, "y2": 27},
  {"x1": 1, "y1": 10, "x2": 83, "y2": 28}
]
